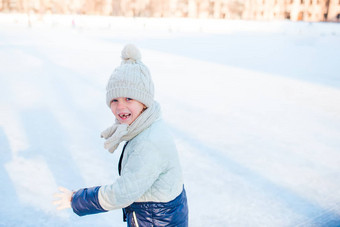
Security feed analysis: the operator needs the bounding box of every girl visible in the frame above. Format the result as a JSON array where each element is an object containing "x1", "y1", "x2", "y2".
[{"x1": 54, "y1": 44, "x2": 188, "y2": 227}]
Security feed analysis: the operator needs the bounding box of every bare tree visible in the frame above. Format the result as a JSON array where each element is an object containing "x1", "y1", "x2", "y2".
[{"x1": 228, "y1": 0, "x2": 245, "y2": 19}]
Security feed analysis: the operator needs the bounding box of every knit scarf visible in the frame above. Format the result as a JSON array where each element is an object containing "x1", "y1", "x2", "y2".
[{"x1": 101, "y1": 101, "x2": 161, "y2": 153}]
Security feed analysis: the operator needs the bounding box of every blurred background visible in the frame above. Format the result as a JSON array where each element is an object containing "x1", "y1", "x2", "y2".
[{"x1": 0, "y1": 0, "x2": 340, "y2": 22}]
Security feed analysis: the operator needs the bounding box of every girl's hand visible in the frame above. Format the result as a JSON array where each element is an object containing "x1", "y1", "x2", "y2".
[{"x1": 53, "y1": 186, "x2": 74, "y2": 210}]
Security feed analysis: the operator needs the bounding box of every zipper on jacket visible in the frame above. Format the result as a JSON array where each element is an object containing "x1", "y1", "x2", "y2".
[{"x1": 132, "y1": 211, "x2": 139, "y2": 227}]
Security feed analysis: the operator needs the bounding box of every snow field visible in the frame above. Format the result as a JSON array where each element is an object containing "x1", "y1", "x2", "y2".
[{"x1": 1, "y1": 14, "x2": 340, "y2": 226}]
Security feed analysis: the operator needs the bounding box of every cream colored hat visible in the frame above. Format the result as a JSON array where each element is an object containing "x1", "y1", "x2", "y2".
[{"x1": 106, "y1": 44, "x2": 154, "y2": 107}]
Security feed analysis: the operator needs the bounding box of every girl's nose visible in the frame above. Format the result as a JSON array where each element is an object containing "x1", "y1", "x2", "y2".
[{"x1": 116, "y1": 100, "x2": 126, "y2": 110}]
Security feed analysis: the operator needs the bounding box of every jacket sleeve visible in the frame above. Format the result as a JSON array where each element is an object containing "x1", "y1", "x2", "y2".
[
  {"x1": 71, "y1": 186, "x2": 108, "y2": 216},
  {"x1": 98, "y1": 141, "x2": 165, "y2": 210}
]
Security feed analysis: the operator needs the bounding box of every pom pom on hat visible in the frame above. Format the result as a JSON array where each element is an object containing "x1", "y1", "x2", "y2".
[
  {"x1": 106, "y1": 44, "x2": 155, "y2": 108},
  {"x1": 121, "y1": 44, "x2": 141, "y2": 63}
]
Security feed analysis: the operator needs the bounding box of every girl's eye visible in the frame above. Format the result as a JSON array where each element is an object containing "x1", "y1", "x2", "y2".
[
  {"x1": 126, "y1": 98, "x2": 133, "y2": 101},
  {"x1": 111, "y1": 99, "x2": 118, "y2": 102}
]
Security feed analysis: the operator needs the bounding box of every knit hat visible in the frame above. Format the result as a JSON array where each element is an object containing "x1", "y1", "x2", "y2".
[{"x1": 106, "y1": 44, "x2": 154, "y2": 107}]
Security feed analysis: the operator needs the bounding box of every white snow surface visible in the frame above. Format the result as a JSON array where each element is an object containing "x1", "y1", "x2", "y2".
[{"x1": 1, "y1": 14, "x2": 340, "y2": 226}]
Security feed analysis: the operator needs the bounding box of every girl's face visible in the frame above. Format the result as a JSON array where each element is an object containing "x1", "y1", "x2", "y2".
[{"x1": 110, "y1": 97, "x2": 146, "y2": 125}]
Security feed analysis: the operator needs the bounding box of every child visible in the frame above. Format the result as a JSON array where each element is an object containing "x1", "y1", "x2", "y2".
[{"x1": 53, "y1": 44, "x2": 188, "y2": 226}]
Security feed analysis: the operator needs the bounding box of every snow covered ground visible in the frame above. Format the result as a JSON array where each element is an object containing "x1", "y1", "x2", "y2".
[{"x1": 1, "y1": 14, "x2": 340, "y2": 226}]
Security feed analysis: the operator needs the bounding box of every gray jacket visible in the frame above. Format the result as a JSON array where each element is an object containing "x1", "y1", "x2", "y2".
[{"x1": 98, "y1": 119, "x2": 184, "y2": 210}]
